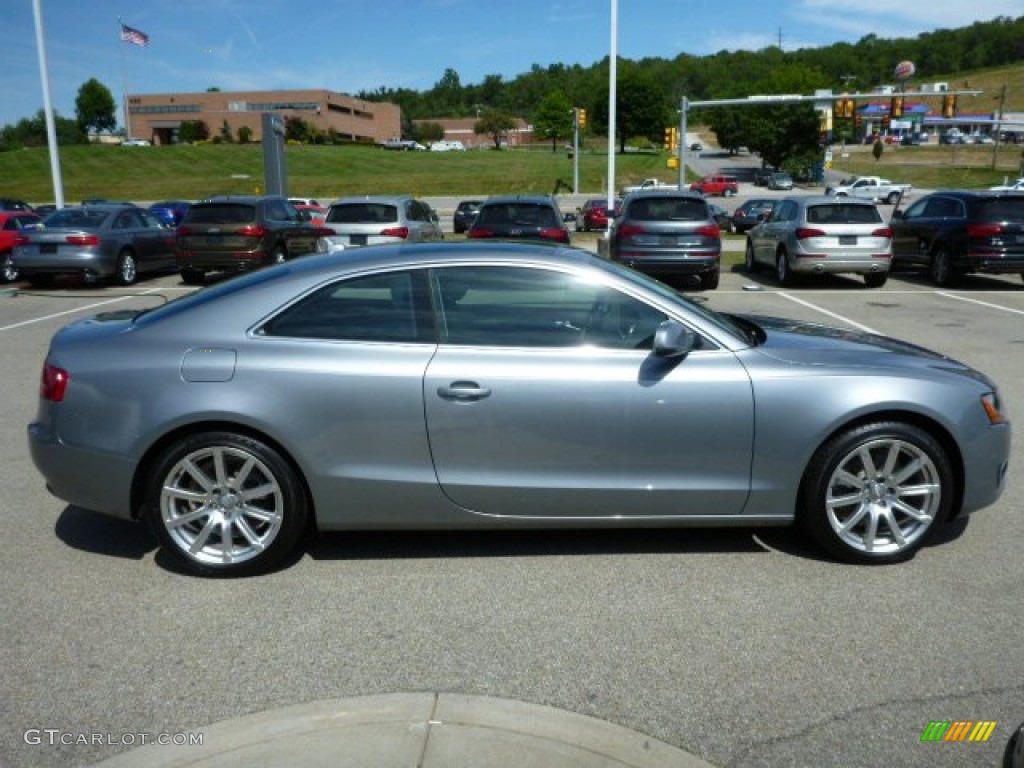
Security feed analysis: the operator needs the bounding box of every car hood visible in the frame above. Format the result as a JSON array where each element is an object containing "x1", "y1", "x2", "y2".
[{"x1": 740, "y1": 314, "x2": 983, "y2": 377}]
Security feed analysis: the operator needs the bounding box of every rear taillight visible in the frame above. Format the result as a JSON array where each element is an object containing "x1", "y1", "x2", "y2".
[
  {"x1": 795, "y1": 227, "x2": 827, "y2": 239},
  {"x1": 65, "y1": 235, "x2": 100, "y2": 246},
  {"x1": 871, "y1": 227, "x2": 893, "y2": 238},
  {"x1": 617, "y1": 223, "x2": 646, "y2": 238},
  {"x1": 380, "y1": 226, "x2": 410, "y2": 239},
  {"x1": 695, "y1": 224, "x2": 721, "y2": 238},
  {"x1": 539, "y1": 228, "x2": 570, "y2": 243},
  {"x1": 466, "y1": 228, "x2": 494, "y2": 239},
  {"x1": 967, "y1": 222, "x2": 1003, "y2": 239},
  {"x1": 41, "y1": 362, "x2": 70, "y2": 402},
  {"x1": 237, "y1": 225, "x2": 268, "y2": 238},
  {"x1": 14, "y1": 234, "x2": 31, "y2": 246},
  {"x1": 175, "y1": 226, "x2": 193, "y2": 237}
]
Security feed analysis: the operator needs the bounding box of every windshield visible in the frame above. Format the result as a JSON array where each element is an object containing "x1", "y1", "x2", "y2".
[{"x1": 42, "y1": 209, "x2": 110, "y2": 229}]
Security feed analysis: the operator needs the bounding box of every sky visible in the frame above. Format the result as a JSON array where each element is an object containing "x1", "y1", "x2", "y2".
[{"x1": 3, "y1": 0, "x2": 1020, "y2": 129}]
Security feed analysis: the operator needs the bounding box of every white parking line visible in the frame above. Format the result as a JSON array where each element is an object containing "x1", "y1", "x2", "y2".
[
  {"x1": 0, "y1": 287, "x2": 166, "y2": 332},
  {"x1": 776, "y1": 291, "x2": 880, "y2": 334},
  {"x1": 937, "y1": 291, "x2": 1024, "y2": 316}
]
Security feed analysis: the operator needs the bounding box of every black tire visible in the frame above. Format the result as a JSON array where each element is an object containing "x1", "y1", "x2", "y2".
[
  {"x1": 799, "y1": 421, "x2": 953, "y2": 564},
  {"x1": 271, "y1": 246, "x2": 287, "y2": 265},
  {"x1": 930, "y1": 246, "x2": 960, "y2": 286},
  {"x1": 1, "y1": 254, "x2": 18, "y2": 283},
  {"x1": 115, "y1": 251, "x2": 137, "y2": 286},
  {"x1": 724, "y1": 188, "x2": 736, "y2": 198},
  {"x1": 864, "y1": 272, "x2": 888, "y2": 288},
  {"x1": 886, "y1": 191, "x2": 901, "y2": 205},
  {"x1": 776, "y1": 250, "x2": 794, "y2": 286},
  {"x1": 145, "y1": 432, "x2": 309, "y2": 577},
  {"x1": 744, "y1": 240, "x2": 758, "y2": 272},
  {"x1": 180, "y1": 268, "x2": 205, "y2": 286},
  {"x1": 699, "y1": 268, "x2": 720, "y2": 290}
]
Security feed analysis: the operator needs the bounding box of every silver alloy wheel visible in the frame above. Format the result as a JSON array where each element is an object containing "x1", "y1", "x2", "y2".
[
  {"x1": 824, "y1": 437, "x2": 941, "y2": 556},
  {"x1": 160, "y1": 445, "x2": 285, "y2": 566},
  {"x1": 117, "y1": 252, "x2": 137, "y2": 284},
  {"x1": 1, "y1": 255, "x2": 17, "y2": 282}
]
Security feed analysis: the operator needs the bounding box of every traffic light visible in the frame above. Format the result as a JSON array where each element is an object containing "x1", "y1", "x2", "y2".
[
  {"x1": 941, "y1": 94, "x2": 957, "y2": 119},
  {"x1": 890, "y1": 96, "x2": 904, "y2": 119},
  {"x1": 836, "y1": 98, "x2": 855, "y2": 119},
  {"x1": 577, "y1": 108, "x2": 587, "y2": 129},
  {"x1": 664, "y1": 127, "x2": 673, "y2": 150}
]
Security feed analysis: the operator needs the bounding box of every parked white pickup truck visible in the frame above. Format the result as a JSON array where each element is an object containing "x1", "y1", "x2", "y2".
[
  {"x1": 622, "y1": 177, "x2": 678, "y2": 194},
  {"x1": 825, "y1": 176, "x2": 911, "y2": 204}
]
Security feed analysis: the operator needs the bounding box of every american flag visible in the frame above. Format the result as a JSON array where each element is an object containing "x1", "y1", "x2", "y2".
[{"x1": 120, "y1": 23, "x2": 149, "y2": 47}]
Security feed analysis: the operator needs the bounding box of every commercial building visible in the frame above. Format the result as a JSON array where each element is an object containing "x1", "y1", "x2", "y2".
[
  {"x1": 125, "y1": 89, "x2": 401, "y2": 145},
  {"x1": 412, "y1": 117, "x2": 534, "y2": 148}
]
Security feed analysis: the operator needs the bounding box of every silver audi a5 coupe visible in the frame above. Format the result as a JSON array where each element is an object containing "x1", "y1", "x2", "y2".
[{"x1": 28, "y1": 243, "x2": 1010, "y2": 576}]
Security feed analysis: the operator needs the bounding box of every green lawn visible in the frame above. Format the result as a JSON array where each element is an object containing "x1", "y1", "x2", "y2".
[{"x1": 0, "y1": 143, "x2": 677, "y2": 204}]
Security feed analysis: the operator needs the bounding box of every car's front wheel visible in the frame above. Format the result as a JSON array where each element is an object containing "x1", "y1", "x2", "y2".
[
  {"x1": 864, "y1": 272, "x2": 888, "y2": 288},
  {"x1": 180, "y1": 268, "x2": 205, "y2": 285},
  {"x1": 744, "y1": 241, "x2": 758, "y2": 272},
  {"x1": 145, "y1": 432, "x2": 309, "y2": 577},
  {"x1": 799, "y1": 422, "x2": 953, "y2": 564}
]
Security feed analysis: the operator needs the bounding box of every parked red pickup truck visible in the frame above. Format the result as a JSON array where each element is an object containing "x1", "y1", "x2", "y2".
[{"x1": 690, "y1": 174, "x2": 739, "y2": 197}]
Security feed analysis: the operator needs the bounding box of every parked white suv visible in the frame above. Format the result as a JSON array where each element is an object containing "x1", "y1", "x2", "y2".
[{"x1": 321, "y1": 196, "x2": 444, "y2": 248}]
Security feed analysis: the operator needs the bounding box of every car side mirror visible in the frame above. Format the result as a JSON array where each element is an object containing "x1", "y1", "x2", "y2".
[{"x1": 652, "y1": 320, "x2": 697, "y2": 358}]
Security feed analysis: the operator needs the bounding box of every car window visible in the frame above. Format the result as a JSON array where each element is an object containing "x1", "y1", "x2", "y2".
[
  {"x1": 186, "y1": 204, "x2": 256, "y2": 224},
  {"x1": 806, "y1": 204, "x2": 882, "y2": 224},
  {"x1": 261, "y1": 270, "x2": 429, "y2": 343},
  {"x1": 626, "y1": 197, "x2": 707, "y2": 222},
  {"x1": 976, "y1": 198, "x2": 1024, "y2": 221},
  {"x1": 43, "y1": 209, "x2": 110, "y2": 229},
  {"x1": 327, "y1": 203, "x2": 399, "y2": 224},
  {"x1": 433, "y1": 266, "x2": 667, "y2": 350},
  {"x1": 140, "y1": 211, "x2": 167, "y2": 229},
  {"x1": 903, "y1": 199, "x2": 929, "y2": 219},
  {"x1": 923, "y1": 197, "x2": 962, "y2": 218},
  {"x1": 113, "y1": 211, "x2": 141, "y2": 229},
  {"x1": 476, "y1": 203, "x2": 559, "y2": 228},
  {"x1": 264, "y1": 199, "x2": 291, "y2": 222}
]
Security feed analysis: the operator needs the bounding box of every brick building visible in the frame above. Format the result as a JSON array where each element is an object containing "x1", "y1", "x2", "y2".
[
  {"x1": 125, "y1": 89, "x2": 400, "y2": 145},
  {"x1": 413, "y1": 117, "x2": 534, "y2": 148}
]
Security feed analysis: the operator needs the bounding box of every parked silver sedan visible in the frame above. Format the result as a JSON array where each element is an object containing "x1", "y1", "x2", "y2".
[
  {"x1": 745, "y1": 196, "x2": 893, "y2": 287},
  {"x1": 28, "y1": 243, "x2": 1009, "y2": 576},
  {"x1": 12, "y1": 204, "x2": 176, "y2": 286}
]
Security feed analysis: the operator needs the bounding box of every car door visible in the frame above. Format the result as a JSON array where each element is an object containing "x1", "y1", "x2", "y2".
[
  {"x1": 136, "y1": 210, "x2": 176, "y2": 270},
  {"x1": 751, "y1": 200, "x2": 791, "y2": 264},
  {"x1": 423, "y1": 265, "x2": 754, "y2": 519},
  {"x1": 891, "y1": 196, "x2": 960, "y2": 268},
  {"x1": 271, "y1": 199, "x2": 319, "y2": 257}
]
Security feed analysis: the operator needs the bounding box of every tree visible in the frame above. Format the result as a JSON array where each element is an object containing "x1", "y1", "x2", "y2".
[
  {"x1": 474, "y1": 109, "x2": 516, "y2": 149},
  {"x1": 872, "y1": 139, "x2": 884, "y2": 161},
  {"x1": 238, "y1": 125, "x2": 253, "y2": 144},
  {"x1": 533, "y1": 90, "x2": 574, "y2": 152},
  {"x1": 591, "y1": 66, "x2": 668, "y2": 153},
  {"x1": 75, "y1": 79, "x2": 117, "y2": 135},
  {"x1": 284, "y1": 116, "x2": 312, "y2": 143},
  {"x1": 178, "y1": 120, "x2": 209, "y2": 143},
  {"x1": 220, "y1": 120, "x2": 233, "y2": 143},
  {"x1": 414, "y1": 121, "x2": 445, "y2": 143}
]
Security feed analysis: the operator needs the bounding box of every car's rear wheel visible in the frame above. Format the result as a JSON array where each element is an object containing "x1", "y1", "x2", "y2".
[
  {"x1": 1, "y1": 254, "x2": 18, "y2": 283},
  {"x1": 180, "y1": 268, "x2": 205, "y2": 285},
  {"x1": 146, "y1": 432, "x2": 309, "y2": 577},
  {"x1": 776, "y1": 250, "x2": 794, "y2": 286},
  {"x1": 28, "y1": 274, "x2": 54, "y2": 288},
  {"x1": 799, "y1": 421, "x2": 953, "y2": 564},
  {"x1": 886, "y1": 191, "x2": 901, "y2": 205},
  {"x1": 699, "y1": 268, "x2": 720, "y2": 290},
  {"x1": 864, "y1": 272, "x2": 888, "y2": 288},
  {"x1": 271, "y1": 246, "x2": 287, "y2": 265},
  {"x1": 724, "y1": 188, "x2": 736, "y2": 197},
  {"x1": 115, "y1": 250, "x2": 137, "y2": 285},
  {"x1": 930, "y1": 246, "x2": 960, "y2": 286},
  {"x1": 744, "y1": 240, "x2": 758, "y2": 272}
]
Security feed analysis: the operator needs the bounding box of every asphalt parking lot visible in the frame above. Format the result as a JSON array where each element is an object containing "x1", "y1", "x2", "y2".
[{"x1": 1, "y1": 263, "x2": 1021, "y2": 768}]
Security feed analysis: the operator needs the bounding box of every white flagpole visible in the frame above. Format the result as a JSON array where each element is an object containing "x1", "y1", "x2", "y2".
[
  {"x1": 119, "y1": 17, "x2": 131, "y2": 139},
  {"x1": 31, "y1": 0, "x2": 65, "y2": 208}
]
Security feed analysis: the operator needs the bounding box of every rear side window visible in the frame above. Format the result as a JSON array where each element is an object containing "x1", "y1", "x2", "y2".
[
  {"x1": 43, "y1": 209, "x2": 110, "y2": 229},
  {"x1": 261, "y1": 270, "x2": 430, "y2": 343},
  {"x1": 326, "y1": 204, "x2": 399, "y2": 224},
  {"x1": 186, "y1": 204, "x2": 256, "y2": 224},
  {"x1": 627, "y1": 198, "x2": 707, "y2": 222}
]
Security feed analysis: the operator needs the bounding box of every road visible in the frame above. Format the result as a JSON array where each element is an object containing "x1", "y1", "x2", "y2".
[{"x1": 1, "y1": 263, "x2": 1021, "y2": 768}]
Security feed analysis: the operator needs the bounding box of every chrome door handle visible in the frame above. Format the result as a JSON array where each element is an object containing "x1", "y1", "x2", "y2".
[{"x1": 437, "y1": 381, "x2": 492, "y2": 401}]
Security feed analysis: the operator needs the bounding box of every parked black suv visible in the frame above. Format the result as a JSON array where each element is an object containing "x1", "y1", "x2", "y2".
[
  {"x1": 453, "y1": 200, "x2": 483, "y2": 234},
  {"x1": 466, "y1": 196, "x2": 571, "y2": 244},
  {"x1": 176, "y1": 196, "x2": 325, "y2": 284},
  {"x1": 889, "y1": 190, "x2": 1024, "y2": 285}
]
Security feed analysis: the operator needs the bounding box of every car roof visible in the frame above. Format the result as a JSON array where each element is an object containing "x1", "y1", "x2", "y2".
[
  {"x1": 787, "y1": 195, "x2": 875, "y2": 206},
  {"x1": 482, "y1": 195, "x2": 559, "y2": 205},
  {"x1": 623, "y1": 189, "x2": 704, "y2": 200},
  {"x1": 330, "y1": 195, "x2": 415, "y2": 205}
]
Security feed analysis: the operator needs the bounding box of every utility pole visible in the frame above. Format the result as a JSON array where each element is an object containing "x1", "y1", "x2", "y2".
[{"x1": 992, "y1": 84, "x2": 1007, "y2": 170}]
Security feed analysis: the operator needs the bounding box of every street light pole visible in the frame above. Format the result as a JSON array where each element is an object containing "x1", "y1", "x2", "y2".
[{"x1": 606, "y1": 0, "x2": 617, "y2": 227}]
